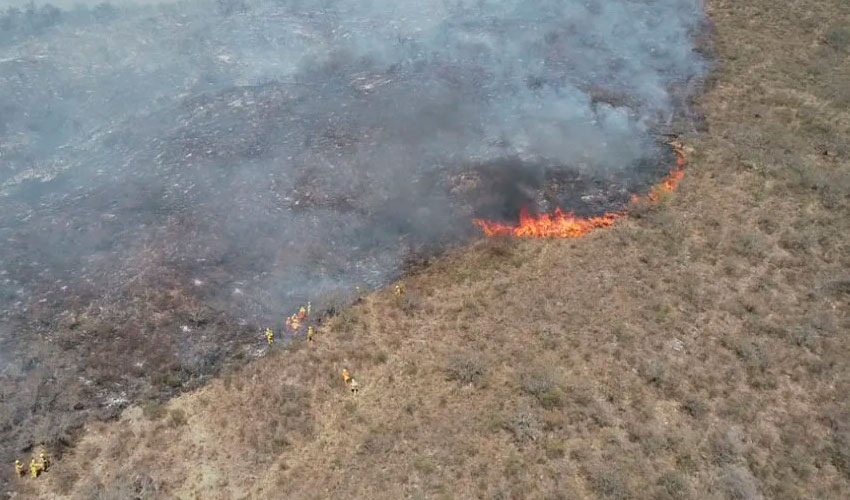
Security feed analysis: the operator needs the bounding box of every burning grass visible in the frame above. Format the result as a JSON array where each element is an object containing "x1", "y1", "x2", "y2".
[
  {"x1": 473, "y1": 140, "x2": 690, "y2": 238},
  {"x1": 18, "y1": 0, "x2": 850, "y2": 498}
]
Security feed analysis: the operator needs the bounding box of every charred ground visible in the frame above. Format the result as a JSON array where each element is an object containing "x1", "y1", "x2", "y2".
[
  {"x1": 1, "y1": 1, "x2": 705, "y2": 494},
  {"x1": 17, "y1": 0, "x2": 850, "y2": 498}
]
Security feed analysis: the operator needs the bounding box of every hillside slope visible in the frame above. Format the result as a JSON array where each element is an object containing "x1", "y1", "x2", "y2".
[{"x1": 24, "y1": 0, "x2": 850, "y2": 498}]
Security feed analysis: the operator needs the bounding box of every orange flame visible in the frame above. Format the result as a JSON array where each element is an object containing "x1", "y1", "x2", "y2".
[
  {"x1": 474, "y1": 140, "x2": 689, "y2": 239},
  {"x1": 474, "y1": 207, "x2": 623, "y2": 238},
  {"x1": 640, "y1": 166, "x2": 685, "y2": 203}
]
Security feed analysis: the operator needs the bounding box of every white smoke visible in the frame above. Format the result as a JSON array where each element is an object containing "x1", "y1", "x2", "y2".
[{"x1": 0, "y1": 0, "x2": 707, "y2": 336}]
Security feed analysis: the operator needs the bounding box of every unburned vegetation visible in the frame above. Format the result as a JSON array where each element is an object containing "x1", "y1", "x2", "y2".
[{"x1": 21, "y1": 0, "x2": 850, "y2": 498}]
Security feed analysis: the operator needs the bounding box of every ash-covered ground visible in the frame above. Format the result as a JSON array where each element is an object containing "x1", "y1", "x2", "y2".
[{"x1": 0, "y1": 0, "x2": 706, "y2": 485}]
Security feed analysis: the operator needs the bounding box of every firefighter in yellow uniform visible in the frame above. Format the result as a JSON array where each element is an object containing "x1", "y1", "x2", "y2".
[
  {"x1": 39, "y1": 452, "x2": 49, "y2": 471},
  {"x1": 307, "y1": 301, "x2": 312, "y2": 316},
  {"x1": 342, "y1": 369, "x2": 359, "y2": 394},
  {"x1": 29, "y1": 458, "x2": 39, "y2": 478},
  {"x1": 265, "y1": 328, "x2": 274, "y2": 346},
  {"x1": 287, "y1": 313, "x2": 301, "y2": 332},
  {"x1": 307, "y1": 326, "x2": 316, "y2": 342},
  {"x1": 394, "y1": 282, "x2": 405, "y2": 296},
  {"x1": 14, "y1": 460, "x2": 23, "y2": 477}
]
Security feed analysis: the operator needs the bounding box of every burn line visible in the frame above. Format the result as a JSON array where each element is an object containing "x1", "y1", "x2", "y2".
[{"x1": 473, "y1": 140, "x2": 689, "y2": 238}]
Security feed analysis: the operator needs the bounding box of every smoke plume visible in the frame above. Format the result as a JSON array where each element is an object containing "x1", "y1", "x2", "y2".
[
  {"x1": 0, "y1": 0, "x2": 707, "y2": 471},
  {"x1": 1, "y1": 0, "x2": 706, "y2": 314}
]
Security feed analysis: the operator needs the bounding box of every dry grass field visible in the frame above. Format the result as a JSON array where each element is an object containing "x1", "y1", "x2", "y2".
[{"x1": 18, "y1": 0, "x2": 850, "y2": 498}]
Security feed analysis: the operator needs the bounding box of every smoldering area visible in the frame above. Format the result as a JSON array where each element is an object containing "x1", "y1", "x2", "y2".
[{"x1": 0, "y1": 0, "x2": 706, "y2": 472}]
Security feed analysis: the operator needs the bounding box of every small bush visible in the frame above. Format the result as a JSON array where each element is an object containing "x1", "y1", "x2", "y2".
[
  {"x1": 403, "y1": 361, "x2": 419, "y2": 377},
  {"x1": 538, "y1": 388, "x2": 565, "y2": 409},
  {"x1": 628, "y1": 196, "x2": 656, "y2": 219},
  {"x1": 446, "y1": 354, "x2": 486, "y2": 385},
  {"x1": 520, "y1": 369, "x2": 556, "y2": 396},
  {"x1": 719, "y1": 465, "x2": 763, "y2": 500},
  {"x1": 169, "y1": 408, "x2": 187, "y2": 427},
  {"x1": 413, "y1": 455, "x2": 437, "y2": 475},
  {"x1": 503, "y1": 410, "x2": 541, "y2": 443},
  {"x1": 52, "y1": 466, "x2": 80, "y2": 495},
  {"x1": 519, "y1": 368, "x2": 565, "y2": 408},
  {"x1": 587, "y1": 465, "x2": 630, "y2": 500},
  {"x1": 328, "y1": 309, "x2": 357, "y2": 334},
  {"x1": 543, "y1": 438, "x2": 565, "y2": 459},
  {"x1": 638, "y1": 358, "x2": 678, "y2": 395},
  {"x1": 682, "y1": 397, "x2": 708, "y2": 419},
  {"x1": 825, "y1": 25, "x2": 850, "y2": 51},
  {"x1": 711, "y1": 427, "x2": 747, "y2": 465},
  {"x1": 731, "y1": 341, "x2": 769, "y2": 373},
  {"x1": 480, "y1": 235, "x2": 516, "y2": 257},
  {"x1": 656, "y1": 471, "x2": 689, "y2": 500},
  {"x1": 360, "y1": 426, "x2": 396, "y2": 456},
  {"x1": 830, "y1": 430, "x2": 850, "y2": 479},
  {"x1": 826, "y1": 276, "x2": 850, "y2": 297},
  {"x1": 732, "y1": 232, "x2": 764, "y2": 259},
  {"x1": 141, "y1": 401, "x2": 166, "y2": 420},
  {"x1": 152, "y1": 371, "x2": 182, "y2": 389},
  {"x1": 394, "y1": 292, "x2": 420, "y2": 316}
]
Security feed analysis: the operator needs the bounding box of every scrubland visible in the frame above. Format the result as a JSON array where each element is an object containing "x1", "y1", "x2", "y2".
[{"x1": 18, "y1": 0, "x2": 850, "y2": 498}]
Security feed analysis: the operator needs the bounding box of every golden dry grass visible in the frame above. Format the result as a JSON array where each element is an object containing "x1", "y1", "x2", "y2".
[{"x1": 22, "y1": 0, "x2": 850, "y2": 498}]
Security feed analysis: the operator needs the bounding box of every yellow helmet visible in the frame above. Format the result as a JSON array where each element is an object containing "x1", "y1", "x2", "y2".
[{"x1": 15, "y1": 460, "x2": 21, "y2": 465}]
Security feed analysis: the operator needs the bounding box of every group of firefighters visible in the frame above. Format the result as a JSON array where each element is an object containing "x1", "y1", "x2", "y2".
[
  {"x1": 12, "y1": 283, "x2": 407, "y2": 479},
  {"x1": 14, "y1": 451, "x2": 49, "y2": 479},
  {"x1": 265, "y1": 283, "x2": 407, "y2": 395},
  {"x1": 265, "y1": 301, "x2": 315, "y2": 347},
  {"x1": 265, "y1": 299, "x2": 363, "y2": 393}
]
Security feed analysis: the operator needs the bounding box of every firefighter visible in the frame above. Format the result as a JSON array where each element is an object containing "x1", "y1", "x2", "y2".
[
  {"x1": 307, "y1": 301, "x2": 312, "y2": 316},
  {"x1": 265, "y1": 328, "x2": 274, "y2": 346},
  {"x1": 39, "y1": 452, "x2": 49, "y2": 471},
  {"x1": 342, "y1": 369, "x2": 358, "y2": 394},
  {"x1": 394, "y1": 282, "x2": 405, "y2": 296},
  {"x1": 307, "y1": 325, "x2": 316, "y2": 342},
  {"x1": 29, "y1": 458, "x2": 39, "y2": 479},
  {"x1": 289, "y1": 314, "x2": 301, "y2": 332},
  {"x1": 297, "y1": 306, "x2": 307, "y2": 320},
  {"x1": 14, "y1": 460, "x2": 23, "y2": 477}
]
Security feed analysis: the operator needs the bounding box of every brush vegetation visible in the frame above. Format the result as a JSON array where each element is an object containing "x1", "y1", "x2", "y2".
[{"x1": 19, "y1": 0, "x2": 850, "y2": 498}]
